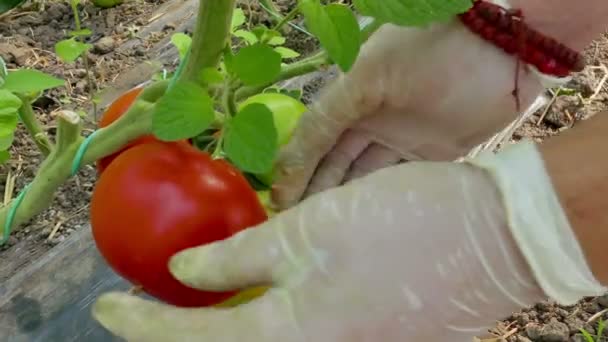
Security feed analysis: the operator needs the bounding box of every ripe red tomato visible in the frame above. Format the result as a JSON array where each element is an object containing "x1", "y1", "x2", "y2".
[
  {"x1": 96, "y1": 86, "x2": 189, "y2": 173},
  {"x1": 90, "y1": 141, "x2": 268, "y2": 307}
]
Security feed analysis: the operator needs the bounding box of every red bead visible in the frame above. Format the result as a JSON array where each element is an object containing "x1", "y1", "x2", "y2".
[
  {"x1": 529, "y1": 49, "x2": 546, "y2": 66},
  {"x1": 554, "y1": 65, "x2": 570, "y2": 77},
  {"x1": 503, "y1": 39, "x2": 517, "y2": 54},
  {"x1": 537, "y1": 36, "x2": 552, "y2": 53},
  {"x1": 521, "y1": 48, "x2": 536, "y2": 64},
  {"x1": 476, "y1": 2, "x2": 498, "y2": 22},
  {"x1": 527, "y1": 31, "x2": 542, "y2": 46},
  {"x1": 494, "y1": 33, "x2": 511, "y2": 48},
  {"x1": 481, "y1": 26, "x2": 496, "y2": 40},
  {"x1": 471, "y1": 17, "x2": 486, "y2": 32},
  {"x1": 459, "y1": 10, "x2": 475, "y2": 24},
  {"x1": 551, "y1": 42, "x2": 566, "y2": 58},
  {"x1": 538, "y1": 58, "x2": 558, "y2": 74}
]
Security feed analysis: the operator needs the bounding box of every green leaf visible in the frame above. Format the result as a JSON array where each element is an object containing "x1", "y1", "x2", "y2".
[
  {"x1": 0, "y1": 112, "x2": 18, "y2": 137},
  {"x1": 0, "y1": 150, "x2": 10, "y2": 164},
  {"x1": 0, "y1": 0, "x2": 25, "y2": 14},
  {"x1": 578, "y1": 329, "x2": 594, "y2": 342},
  {"x1": 152, "y1": 82, "x2": 215, "y2": 141},
  {"x1": 2, "y1": 69, "x2": 64, "y2": 93},
  {"x1": 200, "y1": 67, "x2": 224, "y2": 85},
  {"x1": 55, "y1": 38, "x2": 92, "y2": 63},
  {"x1": 264, "y1": 30, "x2": 285, "y2": 45},
  {"x1": 268, "y1": 36, "x2": 285, "y2": 45},
  {"x1": 231, "y1": 8, "x2": 246, "y2": 30},
  {"x1": 0, "y1": 89, "x2": 22, "y2": 116},
  {"x1": 353, "y1": 0, "x2": 473, "y2": 27},
  {"x1": 299, "y1": 1, "x2": 361, "y2": 72},
  {"x1": 243, "y1": 172, "x2": 272, "y2": 191},
  {"x1": 69, "y1": 28, "x2": 93, "y2": 37},
  {"x1": 92, "y1": 0, "x2": 123, "y2": 8},
  {"x1": 274, "y1": 47, "x2": 300, "y2": 59},
  {"x1": 251, "y1": 26, "x2": 267, "y2": 40},
  {"x1": 234, "y1": 29, "x2": 258, "y2": 44},
  {"x1": 597, "y1": 319, "x2": 605, "y2": 340},
  {"x1": 171, "y1": 33, "x2": 192, "y2": 61},
  {"x1": 224, "y1": 103, "x2": 278, "y2": 174},
  {"x1": 248, "y1": 26, "x2": 284, "y2": 45},
  {"x1": 233, "y1": 43, "x2": 281, "y2": 86},
  {"x1": 0, "y1": 132, "x2": 14, "y2": 150}
]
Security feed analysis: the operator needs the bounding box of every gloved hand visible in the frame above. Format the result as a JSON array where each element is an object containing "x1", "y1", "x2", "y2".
[
  {"x1": 271, "y1": 19, "x2": 552, "y2": 209},
  {"x1": 92, "y1": 141, "x2": 605, "y2": 341}
]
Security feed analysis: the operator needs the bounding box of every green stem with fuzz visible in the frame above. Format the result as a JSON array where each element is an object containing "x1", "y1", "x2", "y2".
[
  {"x1": 17, "y1": 96, "x2": 53, "y2": 157},
  {"x1": 0, "y1": 81, "x2": 167, "y2": 239},
  {"x1": 273, "y1": 7, "x2": 298, "y2": 32},
  {"x1": 177, "y1": 0, "x2": 236, "y2": 86},
  {"x1": 258, "y1": 0, "x2": 281, "y2": 26},
  {"x1": 70, "y1": 0, "x2": 98, "y2": 119}
]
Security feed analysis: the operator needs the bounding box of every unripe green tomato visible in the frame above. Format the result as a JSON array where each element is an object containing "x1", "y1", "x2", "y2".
[
  {"x1": 238, "y1": 93, "x2": 307, "y2": 186},
  {"x1": 92, "y1": 0, "x2": 123, "y2": 8},
  {"x1": 238, "y1": 93, "x2": 307, "y2": 147}
]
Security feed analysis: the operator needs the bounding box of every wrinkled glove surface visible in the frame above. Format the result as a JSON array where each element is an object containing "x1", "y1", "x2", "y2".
[
  {"x1": 272, "y1": 21, "x2": 545, "y2": 209},
  {"x1": 93, "y1": 143, "x2": 555, "y2": 341}
]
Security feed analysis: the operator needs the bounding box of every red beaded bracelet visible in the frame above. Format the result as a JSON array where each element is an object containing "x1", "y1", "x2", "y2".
[
  {"x1": 457, "y1": 0, "x2": 585, "y2": 111},
  {"x1": 458, "y1": 0, "x2": 585, "y2": 77}
]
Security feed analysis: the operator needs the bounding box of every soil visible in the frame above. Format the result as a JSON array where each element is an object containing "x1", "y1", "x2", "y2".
[{"x1": 0, "y1": 1, "x2": 606, "y2": 341}]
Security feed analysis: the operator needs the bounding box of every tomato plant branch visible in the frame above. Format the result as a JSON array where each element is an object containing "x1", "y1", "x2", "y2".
[
  {"x1": 177, "y1": 0, "x2": 236, "y2": 86},
  {"x1": 0, "y1": 81, "x2": 167, "y2": 239},
  {"x1": 273, "y1": 6, "x2": 298, "y2": 32},
  {"x1": 258, "y1": 0, "x2": 281, "y2": 26},
  {"x1": 17, "y1": 96, "x2": 53, "y2": 157},
  {"x1": 70, "y1": 0, "x2": 98, "y2": 118}
]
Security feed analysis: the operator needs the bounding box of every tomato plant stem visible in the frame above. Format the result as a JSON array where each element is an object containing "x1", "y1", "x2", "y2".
[
  {"x1": 17, "y1": 95, "x2": 53, "y2": 157},
  {"x1": 258, "y1": 0, "x2": 281, "y2": 26},
  {"x1": 273, "y1": 7, "x2": 298, "y2": 32},
  {"x1": 177, "y1": 0, "x2": 236, "y2": 86},
  {"x1": 55, "y1": 110, "x2": 81, "y2": 154},
  {"x1": 70, "y1": 0, "x2": 98, "y2": 119},
  {"x1": 0, "y1": 81, "x2": 166, "y2": 238}
]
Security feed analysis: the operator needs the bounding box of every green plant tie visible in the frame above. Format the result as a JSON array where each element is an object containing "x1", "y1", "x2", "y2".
[
  {"x1": 0, "y1": 45, "x2": 191, "y2": 245},
  {"x1": 71, "y1": 130, "x2": 100, "y2": 176},
  {"x1": 167, "y1": 47, "x2": 190, "y2": 91},
  {"x1": 1, "y1": 184, "x2": 31, "y2": 245}
]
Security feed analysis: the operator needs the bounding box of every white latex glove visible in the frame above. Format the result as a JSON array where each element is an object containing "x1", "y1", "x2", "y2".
[
  {"x1": 92, "y1": 140, "x2": 605, "y2": 341},
  {"x1": 271, "y1": 19, "x2": 554, "y2": 209}
]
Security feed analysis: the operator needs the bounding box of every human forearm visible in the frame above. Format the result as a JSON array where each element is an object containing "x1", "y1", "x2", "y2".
[
  {"x1": 540, "y1": 112, "x2": 608, "y2": 285},
  {"x1": 511, "y1": 0, "x2": 608, "y2": 52}
]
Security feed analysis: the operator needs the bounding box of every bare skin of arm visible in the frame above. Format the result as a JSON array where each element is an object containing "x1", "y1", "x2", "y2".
[
  {"x1": 505, "y1": 0, "x2": 608, "y2": 284},
  {"x1": 540, "y1": 112, "x2": 608, "y2": 285}
]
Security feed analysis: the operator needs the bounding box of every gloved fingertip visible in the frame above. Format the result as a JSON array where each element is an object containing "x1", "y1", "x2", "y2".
[
  {"x1": 168, "y1": 245, "x2": 220, "y2": 290},
  {"x1": 92, "y1": 292, "x2": 134, "y2": 331},
  {"x1": 168, "y1": 247, "x2": 212, "y2": 289}
]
